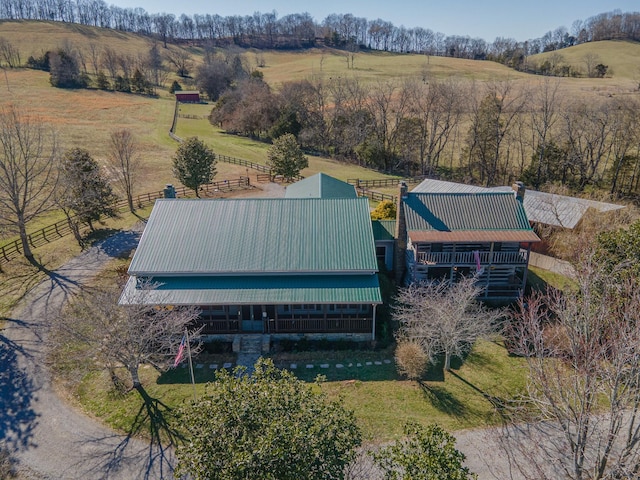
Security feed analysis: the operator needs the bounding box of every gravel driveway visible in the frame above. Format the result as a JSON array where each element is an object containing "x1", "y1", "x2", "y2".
[{"x1": 1, "y1": 226, "x2": 177, "y2": 479}]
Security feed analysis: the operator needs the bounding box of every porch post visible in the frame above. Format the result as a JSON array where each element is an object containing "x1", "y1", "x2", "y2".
[
  {"x1": 372, "y1": 304, "x2": 377, "y2": 341},
  {"x1": 521, "y1": 243, "x2": 532, "y2": 295}
]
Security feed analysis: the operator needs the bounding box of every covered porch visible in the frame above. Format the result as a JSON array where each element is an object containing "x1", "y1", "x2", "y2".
[
  {"x1": 120, "y1": 274, "x2": 382, "y2": 339},
  {"x1": 199, "y1": 303, "x2": 375, "y2": 335}
]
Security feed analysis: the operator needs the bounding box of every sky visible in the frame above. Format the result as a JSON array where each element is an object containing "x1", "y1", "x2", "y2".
[{"x1": 107, "y1": 0, "x2": 639, "y2": 42}]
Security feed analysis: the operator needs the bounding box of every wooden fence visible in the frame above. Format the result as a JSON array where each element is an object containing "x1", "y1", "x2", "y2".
[
  {"x1": 356, "y1": 188, "x2": 396, "y2": 203},
  {"x1": 347, "y1": 176, "x2": 427, "y2": 188},
  {"x1": 0, "y1": 177, "x2": 250, "y2": 266},
  {"x1": 216, "y1": 154, "x2": 271, "y2": 173}
]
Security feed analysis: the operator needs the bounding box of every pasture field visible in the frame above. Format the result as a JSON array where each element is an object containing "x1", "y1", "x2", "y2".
[{"x1": 530, "y1": 40, "x2": 640, "y2": 82}]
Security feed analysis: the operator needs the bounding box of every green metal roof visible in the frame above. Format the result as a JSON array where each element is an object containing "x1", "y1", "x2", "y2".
[
  {"x1": 129, "y1": 197, "x2": 378, "y2": 275},
  {"x1": 285, "y1": 173, "x2": 357, "y2": 199},
  {"x1": 372, "y1": 220, "x2": 396, "y2": 241},
  {"x1": 120, "y1": 275, "x2": 382, "y2": 305},
  {"x1": 403, "y1": 192, "x2": 533, "y2": 232}
]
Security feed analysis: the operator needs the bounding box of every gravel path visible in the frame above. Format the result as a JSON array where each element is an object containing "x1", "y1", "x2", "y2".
[{"x1": 1, "y1": 226, "x2": 177, "y2": 480}]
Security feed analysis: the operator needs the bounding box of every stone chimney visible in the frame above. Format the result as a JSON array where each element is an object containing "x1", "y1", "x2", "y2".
[
  {"x1": 512, "y1": 181, "x2": 525, "y2": 202},
  {"x1": 394, "y1": 182, "x2": 408, "y2": 285}
]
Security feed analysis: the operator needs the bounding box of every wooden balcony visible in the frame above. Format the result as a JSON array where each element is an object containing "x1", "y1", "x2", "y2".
[{"x1": 417, "y1": 250, "x2": 527, "y2": 266}]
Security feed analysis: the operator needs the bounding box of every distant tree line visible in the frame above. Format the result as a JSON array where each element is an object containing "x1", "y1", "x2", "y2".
[
  {"x1": 208, "y1": 73, "x2": 640, "y2": 198},
  {"x1": 0, "y1": 3, "x2": 638, "y2": 62}
]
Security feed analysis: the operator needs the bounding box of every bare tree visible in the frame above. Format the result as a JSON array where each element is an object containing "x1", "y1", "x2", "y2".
[
  {"x1": 0, "y1": 105, "x2": 58, "y2": 262},
  {"x1": 101, "y1": 46, "x2": 119, "y2": 80},
  {"x1": 87, "y1": 42, "x2": 101, "y2": 75},
  {"x1": 582, "y1": 52, "x2": 601, "y2": 78},
  {"x1": 562, "y1": 101, "x2": 614, "y2": 189},
  {"x1": 394, "y1": 276, "x2": 503, "y2": 373},
  {"x1": 117, "y1": 53, "x2": 135, "y2": 81},
  {"x1": 107, "y1": 129, "x2": 140, "y2": 213},
  {"x1": 53, "y1": 282, "x2": 202, "y2": 391},
  {"x1": 404, "y1": 77, "x2": 464, "y2": 176},
  {"x1": 528, "y1": 79, "x2": 562, "y2": 188},
  {"x1": 464, "y1": 81, "x2": 526, "y2": 186},
  {"x1": 606, "y1": 97, "x2": 639, "y2": 195},
  {"x1": 0, "y1": 37, "x2": 21, "y2": 68},
  {"x1": 165, "y1": 46, "x2": 192, "y2": 78},
  {"x1": 501, "y1": 250, "x2": 640, "y2": 480}
]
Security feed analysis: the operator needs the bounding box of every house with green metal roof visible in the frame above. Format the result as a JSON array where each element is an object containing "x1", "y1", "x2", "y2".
[
  {"x1": 395, "y1": 183, "x2": 540, "y2": 300},
  {"x1": 121, "y1": 195, "x2": 382, "y2": 341}
]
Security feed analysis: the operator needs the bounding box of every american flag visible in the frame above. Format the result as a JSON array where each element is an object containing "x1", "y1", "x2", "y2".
[{"x1": 173, "y1": 335, "x2": 187, "y2": 368}]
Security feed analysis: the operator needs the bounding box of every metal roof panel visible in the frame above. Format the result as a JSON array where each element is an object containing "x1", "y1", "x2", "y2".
[
  {"x1": 128, "y1": 197, "x2": 378, "y2": 275},
  {"x1": 120, "y1": 275, "x2": 382, "y2": 305},
  {"x1": 285, "y1": 173, "x2": 358, "y2": 199},
  {"x1": 403, "y1": 192, "x2": 533, "y2": 232}
]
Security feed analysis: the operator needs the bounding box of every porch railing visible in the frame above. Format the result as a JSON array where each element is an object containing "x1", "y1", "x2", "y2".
[
  {"x1": 416, "y1": 250, "x2": 527, "y2": 266},
  {"x1": 199, "y1": 316, "x2": 372, "y2": 334}
]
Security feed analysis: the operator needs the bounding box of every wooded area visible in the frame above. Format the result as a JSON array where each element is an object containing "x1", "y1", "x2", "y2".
[{"x1": 0, "y1": 3, "x2": 638, "y2": 60}]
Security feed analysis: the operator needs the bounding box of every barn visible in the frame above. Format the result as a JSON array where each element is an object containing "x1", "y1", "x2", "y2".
[{"x1": 175, "y1": 91, "x2": 201, "y2": 103}]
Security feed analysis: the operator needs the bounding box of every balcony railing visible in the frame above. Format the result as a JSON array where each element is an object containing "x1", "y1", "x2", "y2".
[{"x1": 417, "y1": 250, "x2": 527, "y2": 266}]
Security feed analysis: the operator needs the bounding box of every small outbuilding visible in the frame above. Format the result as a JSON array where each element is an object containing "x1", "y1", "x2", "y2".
[{"x1": 175, "y1": 91, "x2": 201, "y2": 103}]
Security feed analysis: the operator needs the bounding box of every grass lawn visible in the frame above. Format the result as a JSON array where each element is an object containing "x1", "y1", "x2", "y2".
[
  {"x1": 528, "y1": 265, "x2": 576, "y2": 291},
  {"x1": 68, "y1": 338, "x2": 528, "y2": 443}
]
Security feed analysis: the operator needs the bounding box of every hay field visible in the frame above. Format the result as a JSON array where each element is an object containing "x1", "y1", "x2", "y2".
[
  {"x1": 254, "y1": 48, "x2": 528, "y2": 87},
  {"x1": 0, "y1": 68, "x2": 177, "y2": 192}
]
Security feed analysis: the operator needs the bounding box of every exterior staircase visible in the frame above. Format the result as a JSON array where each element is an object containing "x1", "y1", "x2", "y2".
[{"x1": 235, "y1": 335, "x2": 269, "y2": 375}]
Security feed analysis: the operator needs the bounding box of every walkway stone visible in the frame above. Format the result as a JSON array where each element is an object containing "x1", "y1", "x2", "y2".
[{"x1": 235, "y1": 335, "x2": 263, "y2": 375}]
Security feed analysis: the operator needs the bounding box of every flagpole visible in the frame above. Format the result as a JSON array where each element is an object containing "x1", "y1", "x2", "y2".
[{"x1": 185, "y1": 327, "x2": 197, "y2": 402}]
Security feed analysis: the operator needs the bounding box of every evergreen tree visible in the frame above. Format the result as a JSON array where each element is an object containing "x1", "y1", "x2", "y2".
[
  {"x1": 172, "y1": 137, "x2": 216, "y2": 197},
  {"x1": 175, "y1": 359, "x2": 361, "y2": 480},
  {"x1": 58, "y1": 148, "x2": 118, "y2": 235},
  {"x1": 372, "y1": 423, "x2": 477, "y2": 480},
  {"x1": 49, "y1": 49, "x2": 86, "y2": 88},
  {"x1": 267, "y1": 133, "x2": 308, "y2": 182}
]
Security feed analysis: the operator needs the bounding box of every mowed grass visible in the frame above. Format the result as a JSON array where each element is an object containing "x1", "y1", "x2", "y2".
[{"x1": 70, "y1": 338, "x2": 527, "y2": 443}]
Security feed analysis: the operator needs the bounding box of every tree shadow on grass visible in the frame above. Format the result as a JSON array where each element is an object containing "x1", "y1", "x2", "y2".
[
  {"x1": 448, "y1": 371, "x2": 513, "y2": 420},
  {"x1": 0, "y1": 256, "x2": 73, "y2": 313},
  {"x1": 82, "y1": 385, "x2": 182, "y2": 480},
  {"x1": 418, "y1": 381, "x2": 467, "y2": 418}
]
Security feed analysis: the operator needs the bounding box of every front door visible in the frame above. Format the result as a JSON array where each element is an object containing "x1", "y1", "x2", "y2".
[{"x1": 241, "y1": 305, "x2": 264, "y2": 332}]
